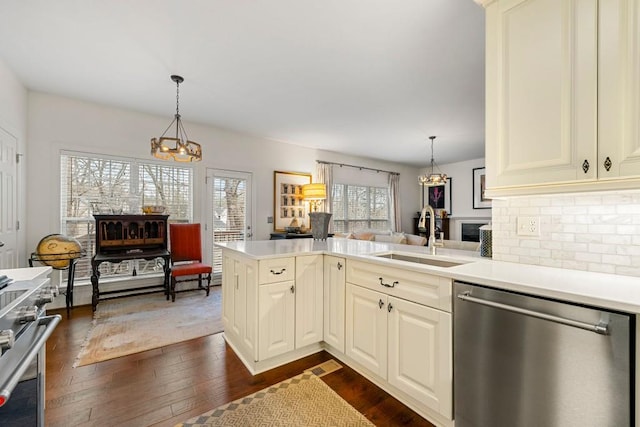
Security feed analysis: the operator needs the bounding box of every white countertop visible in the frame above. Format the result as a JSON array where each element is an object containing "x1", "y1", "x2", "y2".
[
  {"x1": 217, "y1": 239, "x2": 640, "y2": 313},
  {"x1": 0, "y1": 266, "x2": 51, "y2": 283}
]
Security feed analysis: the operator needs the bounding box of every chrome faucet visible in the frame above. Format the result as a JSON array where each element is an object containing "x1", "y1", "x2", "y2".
[{"x1": 418, "y1": 205, "x2": 438, "y2": 255}]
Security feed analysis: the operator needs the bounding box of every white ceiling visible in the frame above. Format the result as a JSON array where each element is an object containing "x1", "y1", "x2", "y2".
[{"x1": 0, "y1": 0, "x2": 485, "y2": 167}]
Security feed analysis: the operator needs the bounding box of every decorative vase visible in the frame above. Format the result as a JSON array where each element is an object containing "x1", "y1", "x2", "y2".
[{"x1": 308, "y1": 212, "x2": 332, "y2": 240}]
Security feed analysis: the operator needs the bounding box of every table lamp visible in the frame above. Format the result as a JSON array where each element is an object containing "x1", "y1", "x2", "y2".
[{"x1": 302, "y1": 183, "x2": 332, "y2": 240}]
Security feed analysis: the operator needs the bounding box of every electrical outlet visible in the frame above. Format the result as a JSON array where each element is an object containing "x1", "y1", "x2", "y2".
[
  {"x1": 267, "y1": 216, "x2": 273, "y2": 224},
  {"x1": 517, "y1": 216, "x2": 540, "y2": 236}
]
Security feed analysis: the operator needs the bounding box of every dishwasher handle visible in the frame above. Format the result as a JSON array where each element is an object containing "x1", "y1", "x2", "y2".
[{"x1": 457, "y1": 292, "x2": 609, "y2": 335}]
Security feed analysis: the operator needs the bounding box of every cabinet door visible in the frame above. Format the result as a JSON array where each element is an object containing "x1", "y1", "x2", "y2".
[
  {"x1": 387, "y1": 297, "x2": 452, "y2": 419},
  {"x1": 235, "y1": 257, "x2": 258, "y2": 356},
  {"x1": 485, "y1": 0, "x2": 597, "y2": 189},
  {"x1": 599, "y1": 0, "x2": 640, "y2": 178},
  {"x1": 295, "y1": 255, "x2": 324, "y2": 349},
  {"x1": 258, "y1": 281, "x2": 295, "y2": 360},
  {"x1": 221, "y1": 254, "x2": 235, "y2": 336},
  {"x1": 346, "y1": 283, "x2": 387, "y2": 378},
  {"x1": 324, "y1": 256, "x2": 346, "y2": 353}
]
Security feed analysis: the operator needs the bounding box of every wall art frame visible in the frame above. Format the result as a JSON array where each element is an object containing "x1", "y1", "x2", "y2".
[
  {"x1": 422, "y1": 178, "x2": 452, "y2": 217},
  {"x1": 473, "y1": 167, "x2": 491, "y2": 209},
  {"x1": 273, "y1": 170, "x2": 312, "y2": 231}
]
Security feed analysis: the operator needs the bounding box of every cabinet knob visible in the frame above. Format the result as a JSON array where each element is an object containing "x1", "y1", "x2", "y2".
[
  {"x1": 604, "y1": 156, "x2": 612, "y2": 172},
  {"x1": 582, "y1": 159, "x2": 590, "y2": 173},
  {"x1": 290, "y1": 285, "x2": 295, "y2": 294},
  {"x1": 337, "y1": 262, "x2": 343, "y2": 270},
  {"x1": 379, "y1": 299, "x2": 384, "y2": 309},
  {"x1": 387, "y1": 303, "x2": 393, "y2": 313}
]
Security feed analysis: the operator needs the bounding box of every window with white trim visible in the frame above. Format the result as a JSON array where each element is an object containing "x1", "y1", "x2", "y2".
[
  {"x1": 59, "y1": 152, "x2": 193, "y2": 281},
  {"x1": 331, "y1": 184, "x2": 390, "y2": 232}
]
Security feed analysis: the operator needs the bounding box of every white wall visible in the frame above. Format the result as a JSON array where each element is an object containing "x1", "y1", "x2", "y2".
[
  {"x1": 418, "y1": 157, "x2": 490, "y2": 240},
  {"x1": 0, "y1": 58, "x2": 28, "y2": 265},
  {"x1": 26, "y1": 91, "x2": 422, "y2": 257}
]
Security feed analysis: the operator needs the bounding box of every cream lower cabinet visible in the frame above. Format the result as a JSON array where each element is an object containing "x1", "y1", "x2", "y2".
[
  {"x1": 345, "y1": 259, "x2": 452, "y2": 421},
  {"x1": 258, "y1": 280, "x2": 295, "y2": 359},
  {"x1": 258, "y1": 255, "x2": 323, "y2": 361},
  {"x1": 346, "y1": 283, "x2": 452, "y2": 418},
  {"x1": 323, "y1": 255, "x2": 346, "y2": 352},
  {"x1": 222, "y1": 251, "x2": 258, "y2": 357},
  {"x1": 346, "y1": 283, "x2": 387, "y2": 377}
]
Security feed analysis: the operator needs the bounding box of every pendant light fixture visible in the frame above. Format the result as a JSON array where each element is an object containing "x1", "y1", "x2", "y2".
[
  {"x1": 150, "y1": 75, "x2": 202, "y2": 162},
  {"x1": 418, "y1": 136, "x2": 447, "y2": 186}
]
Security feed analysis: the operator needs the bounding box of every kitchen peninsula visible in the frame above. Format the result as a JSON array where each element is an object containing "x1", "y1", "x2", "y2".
[{"x1": 218, "y1": 238, "x2": 640, "y2": 427}]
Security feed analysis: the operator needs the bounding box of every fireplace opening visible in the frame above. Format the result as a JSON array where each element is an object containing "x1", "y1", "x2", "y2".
[{"x1": 460, "y1": 222, "x2": 488, "y2": 242}]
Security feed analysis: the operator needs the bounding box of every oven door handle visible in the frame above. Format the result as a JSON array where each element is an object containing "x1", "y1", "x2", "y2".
[{"x1": 0, "y1": 314, "x2": 61, "y2": 407}]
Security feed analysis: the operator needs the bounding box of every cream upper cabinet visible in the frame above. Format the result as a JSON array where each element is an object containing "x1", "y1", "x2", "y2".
[
  {"x1": 598, "y1": 0, "x2": 640, "y2": 178},
  {"x1": 484, "y1": 0, "x2": 598, "y2": 191},
  {"x1": 323, "y1": 255, "x2": 346, "y2": 353},
  {"x1": 481, "y1": 0, "x2": 640, "y2": 196}
]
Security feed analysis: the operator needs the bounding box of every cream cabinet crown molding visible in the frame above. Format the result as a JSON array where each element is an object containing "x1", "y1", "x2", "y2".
[{"x1": 473, "y1": 0, "x2": 497, "y2": 7}]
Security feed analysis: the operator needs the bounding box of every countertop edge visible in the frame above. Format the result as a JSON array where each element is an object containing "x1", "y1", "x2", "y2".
[{"x1": 217, "y1": 240, "x2": 640, "y2": 314}]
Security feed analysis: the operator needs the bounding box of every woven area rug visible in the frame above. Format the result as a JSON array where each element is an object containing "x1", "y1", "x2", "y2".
[
  {"x1": 176, "y1": 360, "x2": 374, "y2": 427},
  {"x1": 74, "y1": 287, "x2": 222, "y2": 367}
]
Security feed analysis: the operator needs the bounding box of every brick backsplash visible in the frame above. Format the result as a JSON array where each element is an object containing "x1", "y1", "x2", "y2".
[{"x1": 491, "y1": 190, "x2": 640, "y2": 277}]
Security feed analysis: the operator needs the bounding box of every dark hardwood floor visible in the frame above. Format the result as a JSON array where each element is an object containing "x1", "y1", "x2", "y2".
[{"x1": 45, "y1": 287, "x2": 435, "y2": 427}]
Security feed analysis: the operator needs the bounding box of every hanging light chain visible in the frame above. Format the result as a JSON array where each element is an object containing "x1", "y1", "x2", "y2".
[{"x1": 175, "y1": 78, "x2": 180, "y2": 117}]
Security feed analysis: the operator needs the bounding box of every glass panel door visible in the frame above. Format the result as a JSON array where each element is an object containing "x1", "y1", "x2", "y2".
[{"x1": 206, "y1": 169, "x2": 252, "y2": 284}]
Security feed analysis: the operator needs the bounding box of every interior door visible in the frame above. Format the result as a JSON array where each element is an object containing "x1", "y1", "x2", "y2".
[
  {"x1": 206, "y1": 169, "x2": 252, "y2": 284},
  {"x1": 0, "y1": 127, "x2": 18, "y2": 268}
]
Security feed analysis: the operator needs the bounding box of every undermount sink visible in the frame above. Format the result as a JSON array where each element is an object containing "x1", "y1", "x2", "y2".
[{"x1": 374, "y1": 252, "x2": 467, "y2": 268}]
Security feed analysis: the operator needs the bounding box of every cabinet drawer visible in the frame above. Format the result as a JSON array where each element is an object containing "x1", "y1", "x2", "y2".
[
  {"x1": 259, "y1": 257, "x2": 295, "y2": 284},
  {"x1": 346, "y1": 260, "x2": 451, "y2": 312}
]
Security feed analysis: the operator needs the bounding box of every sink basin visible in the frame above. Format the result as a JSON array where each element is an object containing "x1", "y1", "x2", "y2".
[{"x1": 375, "y1": 252, "x2": 467, "y2": 268}]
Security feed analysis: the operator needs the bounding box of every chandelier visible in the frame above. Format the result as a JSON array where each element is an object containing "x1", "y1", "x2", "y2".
[
  {"x1": 150, "y1": 75, "x2": 202, "y2": 162},
  {"x1": 418, "y1": 136, "x2": 447, "y2": 186}
]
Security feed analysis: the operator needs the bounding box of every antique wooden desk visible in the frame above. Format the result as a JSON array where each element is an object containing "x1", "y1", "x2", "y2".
[{"x1": 91, "y1": 214, "x2": 170, "y2": 311}]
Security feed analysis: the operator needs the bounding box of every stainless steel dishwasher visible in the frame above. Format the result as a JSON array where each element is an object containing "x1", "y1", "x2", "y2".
[{"x1": 453, "y1": 281, "x2": 634, "y2": 427}]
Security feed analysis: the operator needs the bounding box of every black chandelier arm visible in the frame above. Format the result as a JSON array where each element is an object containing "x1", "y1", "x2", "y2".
[
  {"x1": 176, "y1": 117, "x2": 190, "y2": 142},
  {"x1": 158, "y1": 115, "x2": 179, "y2": 139}
]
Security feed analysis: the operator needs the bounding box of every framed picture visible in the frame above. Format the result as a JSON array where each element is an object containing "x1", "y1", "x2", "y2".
[
  {"x1": 473, "y1": 167, "x2": 491, "y2": 209},
  {"x1": 273, "y1": 171, "x2": 312, "y2": 231},
  {"x1": 422, "y1": 178, "x2": 452, "y2": 217}
]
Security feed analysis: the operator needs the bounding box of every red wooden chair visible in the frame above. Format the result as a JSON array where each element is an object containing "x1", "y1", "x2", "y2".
[{"x1": 168, "y1": 223, "x2": 212, "y2": 302}]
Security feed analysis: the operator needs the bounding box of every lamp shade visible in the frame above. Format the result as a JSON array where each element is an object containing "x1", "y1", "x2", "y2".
[{"x1": 302, "y1": 183, "x2": 326, "y2": 200}]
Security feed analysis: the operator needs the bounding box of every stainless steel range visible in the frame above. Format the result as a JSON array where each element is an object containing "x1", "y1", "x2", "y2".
[{"x1": 0, "y1": 267, "x2": 60, "y2": 427}]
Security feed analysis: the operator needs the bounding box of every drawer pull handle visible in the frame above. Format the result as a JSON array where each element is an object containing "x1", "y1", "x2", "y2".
[
  {"x1": 270, "y1": 268, "x2": 286, "y2": 275},
  {"x1": 379, "y1": 277, "x2": 398, "y2": 288},
  {"x1": 378, "y1": 299, "x2": 384, "y2": 309},
  {"x1": 388, "y1": 303, "x2": 393, "y2": 313}
]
